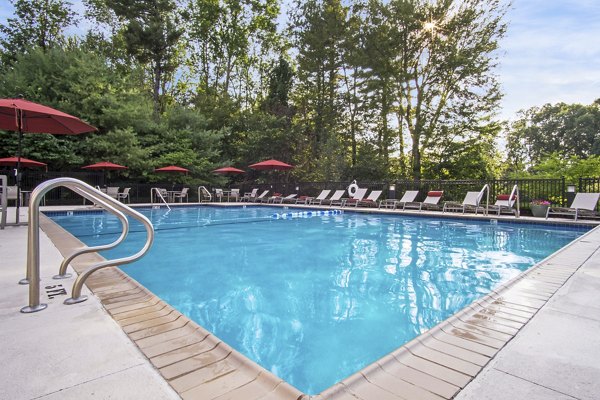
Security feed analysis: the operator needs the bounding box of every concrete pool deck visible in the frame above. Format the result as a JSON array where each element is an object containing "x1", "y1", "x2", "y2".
[{"x1": 1, "y1": 204, "x2": 599, "y2": 399}]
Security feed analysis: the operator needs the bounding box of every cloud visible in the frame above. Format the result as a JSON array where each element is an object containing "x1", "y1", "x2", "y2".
[{"x1": 498, "y1": 0, "x2": 600, "y2": 119}]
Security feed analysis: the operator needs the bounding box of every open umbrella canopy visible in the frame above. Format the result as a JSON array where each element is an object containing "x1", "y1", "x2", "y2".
[
  {"x1": 0, "y1": 98, "x2": 97, "y2": 224},
  {"x1": 249, "y1": 159, "x2": 294, "y2": 171},
  {"x1": 0, "y1": 156, "x2": 46, "y2": 168},
  {"x1": 0, "y1": 98, "x2": 97, "y2": 134},
  {"x1": 155, "y1": 165, "x2": 190, "y2": 173},
  {"x1": 82, "y1": 161, "x2": 128, "y2": 171},
  {"x1": 212, "y1": 166, "x2": 245, "y2": 174}
]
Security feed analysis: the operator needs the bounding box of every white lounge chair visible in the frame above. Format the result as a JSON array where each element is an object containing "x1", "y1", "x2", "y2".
[
  {"x1": 323, "y1": 190, "x2": 346, "y2": 206},
  {"x1": 241, "y1": 188, "x2": 258, "y2": 202},
  {"x1": 230, "y1": 189, "x2": 240, "y2": 202},
  {"x1": 254, "y1": 190, "x2": 269, "y2": 203},
  {"x1": 271, "y1": 194, "x2": 297, "y2": 204},
  {"x1": 404, "y1": 191, "x2": 444, "y2": 211},
  {"x1": 215, "y1": 188, "x2": 224, "y2": 202},
  {"x1": 354, "y1": 190, "x2": 383, "y2": 207},
  {"x1": 488, "y1": 193, "x2": 518, "y2": 216},
  {"x1": 172, "y1": 187, "x2": 189, "y2": 202},
  {"x1": 308, "y1": 189, "x2": 332, "y2": 205},
  {"x1": 117, "y1": 187, "x2": 131, "y2": 203},
  {"x1": 106, "y1": 187, "x2": 120, "y2": 200},
  {"x1": 342, "y1": 188, "x2": 368, "y2": 207},
  {"x1": 546, "y1": 193, "x2": 600, "y2": 221},
  {"x1": 443, "y1": 188, "x2": 487, "y2": 214},
  {"x1": 280, "y1": 194, "x2": 299, "y2": 204},
  {"x1": 6, "y1": 185, "x2": 18, "y2": 205},
  {"x1": 379, "y1": 190, "x2": 419, "y2": 210}
]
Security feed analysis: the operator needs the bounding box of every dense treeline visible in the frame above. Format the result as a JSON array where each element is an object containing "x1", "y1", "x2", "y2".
[{"x1": 1, "y1": 0, "x2": 599, "y2": 184}]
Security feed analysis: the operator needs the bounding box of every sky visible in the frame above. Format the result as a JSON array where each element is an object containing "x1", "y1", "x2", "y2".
[
  {"x1": 498, "y1": 0, "x2": 600, "y2": 119},
  {"x1": 0, "y1": 0, "x2": 598, "y2": 120}
]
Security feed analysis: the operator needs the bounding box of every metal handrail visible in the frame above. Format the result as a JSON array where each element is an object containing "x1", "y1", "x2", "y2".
[
  {"x1": 0, "y1": 175, "x2": 6, "y2": 229},
  {"x1": 20, "y1": 178, "x2": 154, "y2": 313},
  {"x1": 150, "y1": 187, "x2": 171, "y2": 210},
  {"x1": 510, "y1": 184, "x2": 520, "y2": 218},
  {"x1": 479, "y1": 184, "x2": 490, "y2": 216},
  {"x1": 53, "y1": 190, "x2": 130, "y2": 279},
  {"x1": 198, "y1": 186, "x2": 212, "y2": 203}
]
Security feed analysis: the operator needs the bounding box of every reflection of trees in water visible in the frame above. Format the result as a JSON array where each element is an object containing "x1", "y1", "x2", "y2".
[{"x1": 329, "y1": 217, "x2": 540, "y2": 338}]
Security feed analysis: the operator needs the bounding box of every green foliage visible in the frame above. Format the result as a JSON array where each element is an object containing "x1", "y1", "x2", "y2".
[
  {"x1": 0, "y1": 0, "x2": 520, "y2": 185},
  {"x1": 0, "y1": 0, "x2": 77, "y2": 65},
  {"x1": 423, "y1": 120, "x2": 503, "y2": 179},
  {"x1": 510, "y1": 152, "x2": 600, "y2": 183},
  {"x1": 0, "y1": 45, "x2": 223, "y2": 182},
  {"x1": 505, "y1": 101, "x2": 600, "y2": 173},
  {"x1": 100, "y1": 0, "x2": 183, "y2": 117}
]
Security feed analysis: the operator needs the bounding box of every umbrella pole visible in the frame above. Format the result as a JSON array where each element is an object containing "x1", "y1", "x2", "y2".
[{"x1": 15, "y1": 112, "x2": 22, "y2": 225}]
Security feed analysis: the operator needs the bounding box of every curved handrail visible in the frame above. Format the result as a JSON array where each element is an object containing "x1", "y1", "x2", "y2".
[
  {"x1": 479, "y1": 184, "x2": 490, "y2": 215},
  {"x1": 53, "y1": 188, "x2": 129, "y2": 279},
  {"x1": 20, "y1": 178, "x2": 154, "y2": 313},
  {"x1": 198, "y1": 186, "x2": 212, "y2": 203},
  {"x1": 509, "y1": 184, "x2": 520, "y2": 218},
  {"x1": 151, "y1": 187, "x2": 171, "y2": 210}
]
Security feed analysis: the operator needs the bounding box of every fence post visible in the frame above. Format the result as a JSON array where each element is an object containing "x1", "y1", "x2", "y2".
[{"x1": 561, "y1": 176, "x2": 565, "y2": 206}]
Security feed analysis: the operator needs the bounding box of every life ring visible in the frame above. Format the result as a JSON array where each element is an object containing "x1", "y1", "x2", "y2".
[{"x1": 348, "y1": 181, "x2": 359, "y2": 197}]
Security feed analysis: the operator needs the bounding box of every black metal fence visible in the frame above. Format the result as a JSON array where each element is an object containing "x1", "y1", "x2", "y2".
[
  {"x1": 4, "y1": 169, "x2": 600, "y2": 212},
  {"x1": 579, "y1": 177, "x2": 600, "y2": 193}
]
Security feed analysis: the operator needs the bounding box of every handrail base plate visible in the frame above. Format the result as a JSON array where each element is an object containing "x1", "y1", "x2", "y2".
[
  {"x1": 64, "y1": 295, "x2": 88, "y2": 305},
  {"x1": 53, "y1": 273, "x2": 72, "y2": 280},
  {"x1": 20, "y1": 304, "x2": 48, "y2": 313}
]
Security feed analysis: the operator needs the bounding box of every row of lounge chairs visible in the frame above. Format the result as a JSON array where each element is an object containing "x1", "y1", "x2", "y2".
[{"x1": 235, "y1": 185, "x2": 599, "y2": 221}]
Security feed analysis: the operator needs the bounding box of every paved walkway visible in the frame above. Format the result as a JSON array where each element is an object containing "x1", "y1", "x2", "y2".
[
  {"x1": 456, "y1": 237, "x2": 600, "y2": 400},
  {"x1": 0, "y1": 219, "x2": 180, "y2": 399}
]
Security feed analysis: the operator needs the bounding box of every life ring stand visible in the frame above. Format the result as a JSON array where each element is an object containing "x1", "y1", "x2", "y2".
[{"x1": 348, "y1": 180, "x2": 359, "y2": 197}]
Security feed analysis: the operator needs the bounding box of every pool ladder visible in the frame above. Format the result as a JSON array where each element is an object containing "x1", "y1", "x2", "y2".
[
  {"x1": 150, "y1": 187, "x2": 171, "y2": 210},
  {"x1": 198, "y1": 186, "x2": 212, "y2": 203},
  {"x1": 20, "y1": 178, "x2": 154, "y2": 313}
]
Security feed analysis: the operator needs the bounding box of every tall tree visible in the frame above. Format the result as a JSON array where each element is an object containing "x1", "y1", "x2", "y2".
[
  {"x1": 0, "y1": 0, "x2": 76, "y2": 65},
  {"x1": 386, "y1": 0, "x2": 507, "y2": 179},
  {"x1": 100, "y1": 0, "x2": 183, "y2": 118},
  {"x1": 289, "y1": 0, "x2": 349, "y2": 179},
  {"x1": 184, "y1": 0, "x2": 280, "y2": 105}
]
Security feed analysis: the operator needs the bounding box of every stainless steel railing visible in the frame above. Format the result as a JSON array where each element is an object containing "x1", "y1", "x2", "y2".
[
  {"x1": 20, "y1": 178, "x2": 154, "y2": 313},
  {"x1": 480, "y1": 184, "x2": 490, "y2": 215},
  {"x1": 150, "y1": 187, "x2": 171, "y2": 210},
  {"x1": 198, "y1": 186, "x2": 212, "y2": 203},
  {"x1": 0, "y1": 175, "x2": 6, "y2": 229}
]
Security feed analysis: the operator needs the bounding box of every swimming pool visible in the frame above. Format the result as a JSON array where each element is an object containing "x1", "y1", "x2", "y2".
[{"x1": 48, "y1": 206, "x2": 588, "y2": 395}]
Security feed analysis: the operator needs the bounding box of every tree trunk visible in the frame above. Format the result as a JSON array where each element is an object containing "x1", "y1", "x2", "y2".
[
  {"x1": 152, "y1": 61, "x2": 161, "y2": 120},
  {"x1": 411, "y1": 132, "x2": 421, "y2": 180}
]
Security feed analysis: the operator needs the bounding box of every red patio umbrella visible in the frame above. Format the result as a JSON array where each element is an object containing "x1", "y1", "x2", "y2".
[
  {"x1": 0, "y1": 156, "x2": 47, "y2": 169},
  {"x1": 82, "y1": 161, "x2": 128, "y2": 171},
  {"x1": 248, "y1": 159, "x2": 294, "y2": 171},
  {"x1": 82, "y1": 161, "x2": 128, "y2": 186},
  {"x1": 155, "y1": 165, "x2": 190, "y2": 174},
  {"x1": 0, "y1": 98, "x2": 97, "y2": 223},
  {"x1": 212, "y1": 166, "x2": 245, "y2": 174}
]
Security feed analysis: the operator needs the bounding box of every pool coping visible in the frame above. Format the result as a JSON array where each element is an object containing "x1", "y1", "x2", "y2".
[{"x1": 39, "y1": 206, "x2": 600, "y2": 400}]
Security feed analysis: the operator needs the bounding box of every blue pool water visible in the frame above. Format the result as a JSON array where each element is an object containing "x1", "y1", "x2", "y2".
[{"x1": 48, "y1": 206, "x2": 588, "y2": 394}]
